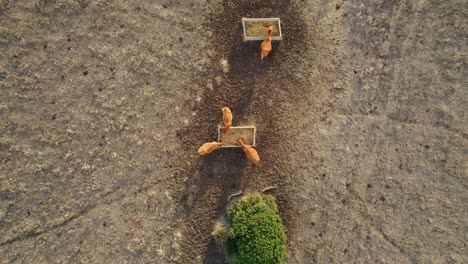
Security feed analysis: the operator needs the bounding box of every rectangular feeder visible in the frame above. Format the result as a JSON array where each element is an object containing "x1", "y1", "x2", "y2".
[
  {"x1": 242, "y1": 18, "x2": 282, "y2": 41},
  {"x1": 217, "y1": 126, "x2": 256, "y2": 148}
]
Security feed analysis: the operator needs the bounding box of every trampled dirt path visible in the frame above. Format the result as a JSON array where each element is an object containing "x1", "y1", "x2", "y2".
[{"x1": 175, "y1": 0, "x2": 348, "y2": 263}]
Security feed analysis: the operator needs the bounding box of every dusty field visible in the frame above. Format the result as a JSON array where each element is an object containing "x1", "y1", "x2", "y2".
[{"x1": 0, "y1": 0, "x2": 466, "y2": 263}]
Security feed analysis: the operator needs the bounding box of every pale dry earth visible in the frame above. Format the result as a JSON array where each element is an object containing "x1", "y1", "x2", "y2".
[{"x1": 0, "y1": 0, "x2": 466, "y2": 263}]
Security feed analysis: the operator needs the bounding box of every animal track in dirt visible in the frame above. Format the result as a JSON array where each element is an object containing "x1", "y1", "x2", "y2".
[{"x1": 176, "y1": 0, "x2": 313, "y2": 262}]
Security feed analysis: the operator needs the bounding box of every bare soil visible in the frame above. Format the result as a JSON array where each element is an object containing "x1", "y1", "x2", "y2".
[{"x1": 0, "y1": 0, "x2": 466, "y2": 264}]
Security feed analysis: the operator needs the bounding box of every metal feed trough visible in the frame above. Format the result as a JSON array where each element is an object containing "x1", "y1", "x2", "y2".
[
  {"x1": 217, "y1": 126, "x2": 256, "y2": 148},
  {"x1": 242, "y1": 18, "x2": 282, "y2": 41}
]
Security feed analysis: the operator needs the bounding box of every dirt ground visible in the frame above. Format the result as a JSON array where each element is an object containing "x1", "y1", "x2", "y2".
[{"x1": 0, "y1": 0, "x2": 466, "y2": 263}]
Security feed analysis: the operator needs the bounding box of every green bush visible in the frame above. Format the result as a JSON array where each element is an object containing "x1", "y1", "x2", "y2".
[{"x1": 227, "y1": 193, "x2": 287, "y2": 264}]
